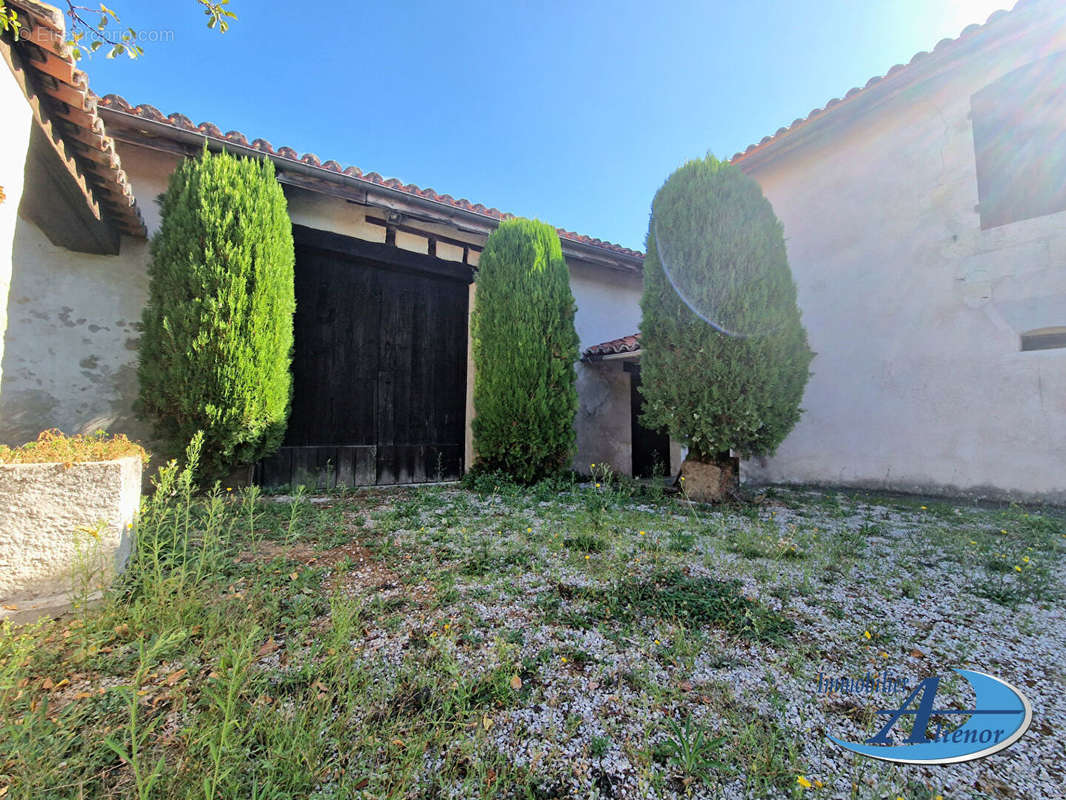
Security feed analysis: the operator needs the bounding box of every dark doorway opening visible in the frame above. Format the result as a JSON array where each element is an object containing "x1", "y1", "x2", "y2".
[
  {"x1": 257, "y1": 225, "x2": 473, "y2": 487},
  {"x1": 626, "y1": 363, "x2": 671, "y2": 479}
]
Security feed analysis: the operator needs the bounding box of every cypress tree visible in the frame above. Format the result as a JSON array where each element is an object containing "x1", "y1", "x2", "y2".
[
  {"x1": 471, "y1": 218, "x2": 579, "y2": 483},
  {"x1": 639, "y1": 155, "x2": 812, "y2": 480},
  {"x1": 137, "y1": 147, "x2": 295, "y2": 481}
]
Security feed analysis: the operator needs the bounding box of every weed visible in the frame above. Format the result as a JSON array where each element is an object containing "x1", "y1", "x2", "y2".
[
  {"x1": 594, "y1": 571, "x2": 794, "y2": 643},
  {"x1": 657, "y1": 714, "x2": 731, "y2": 782}
]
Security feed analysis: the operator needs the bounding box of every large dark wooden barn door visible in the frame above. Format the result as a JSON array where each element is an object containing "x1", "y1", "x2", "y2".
[{"x1": 256, "y1": 225, "x2": 471, "y2": 487}]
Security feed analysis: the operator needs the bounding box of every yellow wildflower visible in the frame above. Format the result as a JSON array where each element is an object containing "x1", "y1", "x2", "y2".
[
  {"x1": 1022, "y1": 555, "x2": 1030, "y2": 563},
  {"x1": 1014, "y1": 565, "x2": 1022, "y2": 572},
  {"x1": 796, "y1": 776, "x2": 812, "y2": 789},
  {"x1": 863, "y1": 630, "x2": 872, "y2": 640}
]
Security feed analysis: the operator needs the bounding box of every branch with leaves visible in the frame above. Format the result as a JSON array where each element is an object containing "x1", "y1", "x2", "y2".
[{"x1": 0, "y1": 0, "x2": 236, "y2": 59}]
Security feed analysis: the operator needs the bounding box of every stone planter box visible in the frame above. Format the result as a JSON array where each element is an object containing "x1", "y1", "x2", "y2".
[{"x1": 0, "y1": 455, "x2": 141, "y2": 621}]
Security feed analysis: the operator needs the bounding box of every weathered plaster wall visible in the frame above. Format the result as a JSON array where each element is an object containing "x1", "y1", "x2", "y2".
[
  {"x1": 742, "y1": 21, "x2": 1066, "y2": 502},
  {"x1": 569, "y1": 265, "x2": 644, "y2": 475},
  {"x1": 0, "y1": 220, "x2": 151, "y2": 445},
  {"x1": 0, "y1": 61, "x2": 33, "y2": 398},
  {"x1": 0, "y1": 140, "x2": 167, "y2": 447},
  {"x1": 0, "y1": 455, "x2": 141, "y2": 617},
  {"x1": 573, "y1": 360, "x2": 632, "y2": 475}
]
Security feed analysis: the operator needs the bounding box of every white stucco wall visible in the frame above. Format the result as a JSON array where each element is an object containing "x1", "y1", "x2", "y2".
[
  {"x1": 569, "y1": 263, "x2": 643, "y2": 352},
  {"x1": 742, "y1": 17, "x2": 1066, "y2": 502},
  {"x1": 0, "y1": 60, "x2": 33, "y2": 396},
  {"x1": 0, "y1": 141, "x2": 165, "y2": 447}
]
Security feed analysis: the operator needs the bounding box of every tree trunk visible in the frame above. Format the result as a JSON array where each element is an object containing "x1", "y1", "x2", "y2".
[{"x1": 677, "y1": 452, "x2": 739, "y2": 502}]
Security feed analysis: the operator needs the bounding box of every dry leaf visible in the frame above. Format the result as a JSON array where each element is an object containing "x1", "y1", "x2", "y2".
[
  {"x1": 256, "y1": 637, "x2": 279, "y2": 658},
  {"x1": 2, "y1": 604, "x2": 17, "y2": 611},
  {"x1": 290, "y1": 572, "x2": 299, "y2": 581},
  {"x1": 73, "y1": 692, "x2": 93, "y2": 700},
  {"x1": 165, "y1": 669, "x2": 187, "y2": 686},
  {"x1": 482, "y1": 715, "x2": 494, "y2": 731},
  {"x1": 910, "y1": 649, "x2": 924, "y2": 658},
  {"x1": 41, "y1": 678, "x2": 54, "y2": 690},
  {"x1": 509, "y1": 675, "x2": 522, "y2": 690}
]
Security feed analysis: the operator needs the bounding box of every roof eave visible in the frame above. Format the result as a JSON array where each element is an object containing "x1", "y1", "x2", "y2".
[
  {"x1": 98, "y1": 105, "x2": 645, "y2": 273},
  {"x1": 731, "y1": 0, "x2": 1047, "y2": 173}
]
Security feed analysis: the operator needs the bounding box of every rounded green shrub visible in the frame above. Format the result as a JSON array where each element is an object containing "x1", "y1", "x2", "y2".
[
  {"x1": 137, "y1": 147, "x2": 295, "y2": 480},
  {"x1": 471, "y1": 218, "x2": 579, "y2": 483},
  {"x1": 639, "y1": 154, "x2": 813, "y2": 461}
]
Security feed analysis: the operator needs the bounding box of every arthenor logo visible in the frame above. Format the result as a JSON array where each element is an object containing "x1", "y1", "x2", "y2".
[{"x1": 828, "y1": 669, "x2": 1032, "y2": 765}]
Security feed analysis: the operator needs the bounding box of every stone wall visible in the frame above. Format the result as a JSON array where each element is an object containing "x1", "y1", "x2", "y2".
[{"x1": 0, "y1": 454, "x2": 141, "y2": 618}]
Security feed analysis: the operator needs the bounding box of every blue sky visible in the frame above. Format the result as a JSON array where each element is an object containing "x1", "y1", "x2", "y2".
[{"x1": 81, "y1": 0, "x2": 1008, "y2": 251}]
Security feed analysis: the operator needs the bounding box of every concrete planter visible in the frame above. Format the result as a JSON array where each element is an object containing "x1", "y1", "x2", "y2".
[{"x1": 0, "y1": 454, "x2": 141, "y2": 621}]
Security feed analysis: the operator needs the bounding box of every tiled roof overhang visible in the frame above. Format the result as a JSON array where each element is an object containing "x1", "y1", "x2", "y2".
[
  {"x1": 730, "y1": 0, "x2": 1054, "y2": 173},
  {"x1": 96, "y1": 95, "x2": 645, "y2": 273},
  {"x1": 582, "y1": 333, "x2": 641, "y2": 361},
  {"x1": 1, "y1": 1, "x2": 145, "y2": 237}
]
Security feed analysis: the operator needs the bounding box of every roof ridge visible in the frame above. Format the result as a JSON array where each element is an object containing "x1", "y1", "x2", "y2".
[
  {"x1": 730, "y1": 0, "x2": 1043, "y2": 165},
  {"x1": 95, "y1": 93, "x2": 644, "y2": 260}
]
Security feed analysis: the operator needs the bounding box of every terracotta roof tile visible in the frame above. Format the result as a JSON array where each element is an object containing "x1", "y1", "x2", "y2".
[
  {"x1": 95, "y1": 93, "x2": 643, "y2": 261},
  {"x1": 2, "y1": 1, "x2": 145, "y2": 237},
  {"x1": 582, "y1": 333, "x2": 641, "y2": 360},
  {"x1": 730, "y1": 0, "x2": 1039, "y2": 167}
]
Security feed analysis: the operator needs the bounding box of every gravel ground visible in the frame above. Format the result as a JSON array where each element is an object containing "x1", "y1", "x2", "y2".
[{"x1": 293, "y1": 485, "x2": 1066, "y2": 799}]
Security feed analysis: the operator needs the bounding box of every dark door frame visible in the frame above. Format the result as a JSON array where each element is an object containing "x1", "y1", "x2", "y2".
[
  {"x1": 291, "y1": 224, "x2": 476, "y2": 285},
  {"x1": 625, "y1": 361, "x2": 671, "y2": 479}
]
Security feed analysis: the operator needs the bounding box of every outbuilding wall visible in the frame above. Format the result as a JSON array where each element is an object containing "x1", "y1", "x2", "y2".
[
  {"x1": 0, "y1": 137, "x2": 644, "y2": 477},
  {"x1": 741, "y1": 11, "x2": 1066, "y2": 502},
  {"x1": 0, "y1": 59, "x2": 32, "y2": 399}
]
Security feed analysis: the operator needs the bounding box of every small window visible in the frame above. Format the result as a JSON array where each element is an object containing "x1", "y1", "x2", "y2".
[
  {"x1": 971, "y1": 51, "x2": 1066, "y2": 229},
  {"x1": 1021, "y1": 326, "x2": 1066, "y2": 352}
]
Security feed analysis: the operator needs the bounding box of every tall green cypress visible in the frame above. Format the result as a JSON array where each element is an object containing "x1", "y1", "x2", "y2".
[
  {"x1": 639, "y1": 155, "x2": 813, "y2": 464},
  {"x1": 471, "y1": 218, "x2": 579, "y2": 483},
  {"x1": 137, "y1": 147, "x2": 295, "y2": 480}
]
